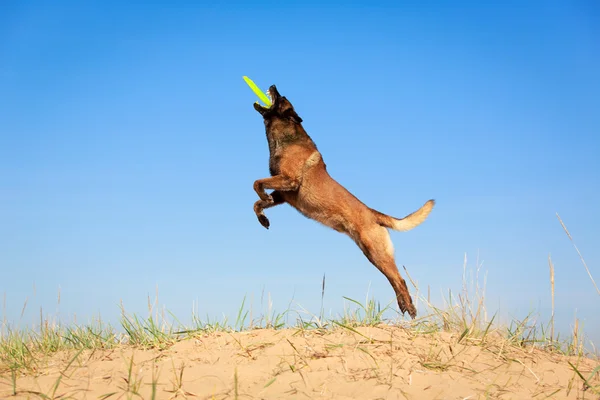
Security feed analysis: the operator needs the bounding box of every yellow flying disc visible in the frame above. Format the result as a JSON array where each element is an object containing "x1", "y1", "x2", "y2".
[{"x1": 243, "y1": 76, "x2": 272, "y2": 107}]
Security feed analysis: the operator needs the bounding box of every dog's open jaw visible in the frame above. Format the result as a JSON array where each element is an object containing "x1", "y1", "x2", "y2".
[{"x1": 254, "y1": 85, "x2": 279, "y2": 114}]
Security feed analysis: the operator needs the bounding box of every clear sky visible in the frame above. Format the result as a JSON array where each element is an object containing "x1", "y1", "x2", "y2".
[{"x1": 1, "y1": 1, "x2": 599, "y2": 346}]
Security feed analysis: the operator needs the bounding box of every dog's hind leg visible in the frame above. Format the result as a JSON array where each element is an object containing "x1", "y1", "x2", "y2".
[
  {"x1": 354, "y1": 226, "x2": 417, "y2": 318},
  {"x1": 253, "y1": 190, "x2": 285, "y2": 229}
]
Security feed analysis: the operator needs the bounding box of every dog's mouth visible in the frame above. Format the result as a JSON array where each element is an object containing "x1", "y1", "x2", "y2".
[{"x1": 255, "y1": 85, "x2": 280, "y2": 112}]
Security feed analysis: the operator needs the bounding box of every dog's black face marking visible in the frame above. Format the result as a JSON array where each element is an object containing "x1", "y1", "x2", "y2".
[{"x1": 254, "y1": 85, "x2": 303, "y2": 125}]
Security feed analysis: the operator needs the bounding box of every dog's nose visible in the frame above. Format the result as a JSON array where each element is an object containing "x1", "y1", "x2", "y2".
[{"x1": 268, "y1": 85, "x2": 280, "y2": 98}]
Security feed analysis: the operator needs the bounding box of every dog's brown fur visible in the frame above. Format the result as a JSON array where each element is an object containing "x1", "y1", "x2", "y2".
[{"x1": 252, "y1": 85, "x2": 434, "y2": 318}]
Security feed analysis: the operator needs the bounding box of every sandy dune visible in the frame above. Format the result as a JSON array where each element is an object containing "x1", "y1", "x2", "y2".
[{"x1": 1, "y1": 325, "x2": 598, "y2": 399}]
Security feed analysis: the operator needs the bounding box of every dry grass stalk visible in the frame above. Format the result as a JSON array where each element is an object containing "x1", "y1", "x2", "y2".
[
  {"x1": 548, "y1": 254, "x2": 555, "y2": 342},
  {"x1": 572, "y1": 316, "x2": 580, "y2": 356},
  {"x1": 556, "y1": 213, "x2": 599, "y2": 295}
]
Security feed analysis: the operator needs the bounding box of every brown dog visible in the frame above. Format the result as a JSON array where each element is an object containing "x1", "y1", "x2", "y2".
[{"x1": 252, "y1": 85, "x2": 434, "y2": 318}]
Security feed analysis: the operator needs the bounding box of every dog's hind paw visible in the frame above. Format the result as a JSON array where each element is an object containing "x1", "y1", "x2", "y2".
[
  {"x1": 407, "y1": 304, "x2": 417, "y2": 319},
  {"x1": 398, "y1": 299, "x2": 417, "y2": 319},
  {"x1": 257, "y1": 214, "x2": 270, "y2": 229}
]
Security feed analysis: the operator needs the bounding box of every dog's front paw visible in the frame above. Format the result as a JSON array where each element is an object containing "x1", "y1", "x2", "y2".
[{"x1": 257, "y1": 214, "x2": 270, "y2": 229}]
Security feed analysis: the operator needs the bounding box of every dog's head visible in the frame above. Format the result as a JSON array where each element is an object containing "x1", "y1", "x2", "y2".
[{"x1": 253, "y1": 85, "x2": 303, "y2": 126}]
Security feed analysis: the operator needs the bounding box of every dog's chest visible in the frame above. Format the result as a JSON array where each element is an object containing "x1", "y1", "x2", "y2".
[
  {"x1": 268, "y1": 155, "x2": 281, "y2": 176},
  {"x1": 266, "y1": 135, "x2": 294, "y2": 176},
  {"x1": 266, "y1": 130, "x2": 317, "y2": 176}
]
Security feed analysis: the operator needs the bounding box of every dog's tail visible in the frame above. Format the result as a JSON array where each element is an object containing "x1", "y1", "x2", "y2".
[{"x1": 372, "y1": 199, "x2": 435, "y2": 232}]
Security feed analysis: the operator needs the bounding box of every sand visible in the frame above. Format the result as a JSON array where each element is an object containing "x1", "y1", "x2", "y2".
[{"x1": 1, "y1": 325, "x2": 598, "y2": 399}]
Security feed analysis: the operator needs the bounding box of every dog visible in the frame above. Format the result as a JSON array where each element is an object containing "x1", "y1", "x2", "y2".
[{"x1": 252, "y1": 85, "x2": 434, "y2": 318}]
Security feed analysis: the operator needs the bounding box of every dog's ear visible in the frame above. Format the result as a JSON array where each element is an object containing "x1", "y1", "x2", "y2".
[
  {"x1": 284, "y1": 108, "x2": 303, "y2": 124},
  {"x1": 280, "y1": 97, "x2": 302, "y2": 124}
]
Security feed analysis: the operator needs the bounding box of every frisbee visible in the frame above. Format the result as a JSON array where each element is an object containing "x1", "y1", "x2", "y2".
[{"x1": 243, "y1": 76, "x2": 272, "y2": 108}]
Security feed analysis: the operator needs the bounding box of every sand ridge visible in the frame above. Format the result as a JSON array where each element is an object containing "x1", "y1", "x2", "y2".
[{"x1": 1, "y1": 325, "x2": 598, "y2": 399}]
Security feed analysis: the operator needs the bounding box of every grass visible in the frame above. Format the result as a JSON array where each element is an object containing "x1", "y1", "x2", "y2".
[
  {"x1": 0, "y1": 216, "x2": 598, "y2": 398},
  {"x1": 1, "y1": 290, "x2": 598, "y2": 397}
]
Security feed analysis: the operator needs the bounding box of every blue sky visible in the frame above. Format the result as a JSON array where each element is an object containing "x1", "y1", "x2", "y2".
[{"x1": 1, "y1": 1, "x2": 599, "y2": 345}]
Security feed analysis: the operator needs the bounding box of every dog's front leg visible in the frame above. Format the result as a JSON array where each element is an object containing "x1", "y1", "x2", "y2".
[
  {"x1": 252, "y1": 175, "x2": 299, "y2": 229},
  {"x1": 253, "y1": 190, "x2": 284, "y2": 229},
  {"x1": 253, "y1": 175, "x2": 299, "y2": 201}
]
